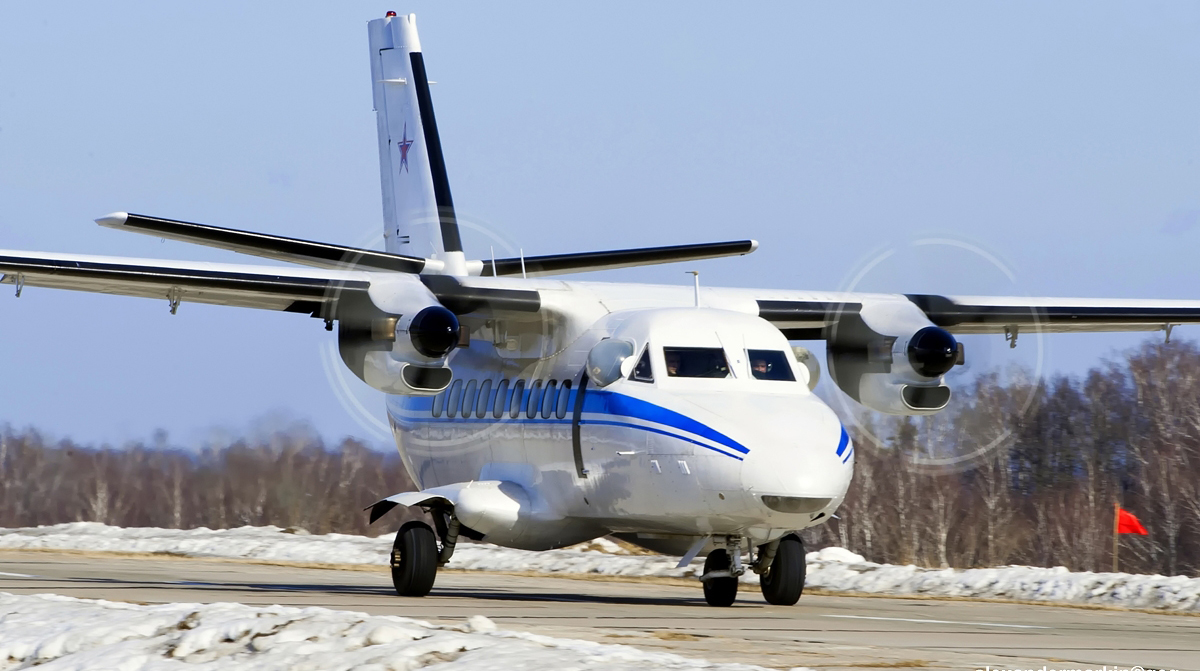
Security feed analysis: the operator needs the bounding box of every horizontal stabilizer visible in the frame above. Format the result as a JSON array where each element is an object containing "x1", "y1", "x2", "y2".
[
  {"x1": 97, "y1": 212, "x2": 430, "y2": 274},
  {"x1": 478, "y1": 240, "x2": 757, "y2": 277}
]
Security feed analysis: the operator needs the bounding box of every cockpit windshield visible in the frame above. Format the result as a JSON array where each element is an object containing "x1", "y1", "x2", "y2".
[
  {"x1": 747, "y1": 349, "x2": 795, "y2": 381},
  {"x1": 663, "y1": 347, "x2": 730, "y2": 378}
]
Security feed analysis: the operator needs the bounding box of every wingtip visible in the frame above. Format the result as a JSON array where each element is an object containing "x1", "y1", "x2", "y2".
[
  {"x1": 95, "y1": 211, "x2": 129, "y2": 228},
  {"x1": 747, "y1": 240, "x2": 759, "y2": 253}
]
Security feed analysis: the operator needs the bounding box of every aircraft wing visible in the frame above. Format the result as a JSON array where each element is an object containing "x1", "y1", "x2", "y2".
[
  {"x1": 0, "y1": 250, "x2": 371, "y2": 317},
  {"x1": 0, "y1": 250, "x2": 544, "y2": 321},
  {"x1": 751, "y1": 292, "x2": 1200, "y2": 338}
]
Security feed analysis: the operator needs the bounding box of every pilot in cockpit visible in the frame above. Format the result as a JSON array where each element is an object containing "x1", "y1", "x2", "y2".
[
  {"x1": 665, "y1": 350, "x2": 681, "y2": 376},
  {"x1": 751, "y1": 357, "x2": 770, "y2": 378}
]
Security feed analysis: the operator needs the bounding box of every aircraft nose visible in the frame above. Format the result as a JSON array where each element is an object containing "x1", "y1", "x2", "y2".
[{"x1": 739, "y1": 395, "x2": 852, "y2": 504}]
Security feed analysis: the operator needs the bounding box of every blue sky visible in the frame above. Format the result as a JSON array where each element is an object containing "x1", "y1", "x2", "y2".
[{"x1": 2, "y1": 2, "x2": 1198, "y2": 448}]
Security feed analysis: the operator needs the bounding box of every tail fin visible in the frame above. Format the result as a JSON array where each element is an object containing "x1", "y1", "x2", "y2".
[{"x1": 368, "y1": 13, "x2": 466, "y2": 275}]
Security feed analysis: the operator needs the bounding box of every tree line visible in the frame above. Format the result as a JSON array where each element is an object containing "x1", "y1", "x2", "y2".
[
  {"x1": 0, "y1": 429, "x2": 420, "y2": 537},
  {"x1": 2, "y1": 338, "x2": 1198, "y2": 576},
  {"x1": 812, "y1": 339, "x2": 1200, "y2": 577}
]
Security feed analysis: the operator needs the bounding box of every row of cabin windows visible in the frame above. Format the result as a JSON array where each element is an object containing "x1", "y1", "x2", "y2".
[{"x1": 432, "y1": 378, "x2": 574, "y2": 420}]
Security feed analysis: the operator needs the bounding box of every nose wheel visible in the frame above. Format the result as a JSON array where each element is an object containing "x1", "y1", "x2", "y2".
[{"x1": 701, "y1": 549, "x2": 739, "y2": 607}]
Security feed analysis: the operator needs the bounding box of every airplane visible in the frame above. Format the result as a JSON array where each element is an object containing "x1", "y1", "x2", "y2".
[{"x1": 4, "y1": 12, "x2": 1200, "y2": 607}]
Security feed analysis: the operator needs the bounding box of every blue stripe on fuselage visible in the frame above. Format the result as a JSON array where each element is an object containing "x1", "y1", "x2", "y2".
[
  {"x1": 836, "y1": 425, "x2": 849, "y2": 456},
  {"x1": 580, "y1": 419, "x2": 744, "y2": 461},
  {"x1": 389, "y1": 388, "x2": 749, "y2": 457},
  {"x1": 583, "y1": 390, "x2": 749, "y2": 455}
]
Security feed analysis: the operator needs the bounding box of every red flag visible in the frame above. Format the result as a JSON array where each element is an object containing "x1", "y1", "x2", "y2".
[{"x1": 1117, "y1": 508, "x2": 1148, "y2": 535}]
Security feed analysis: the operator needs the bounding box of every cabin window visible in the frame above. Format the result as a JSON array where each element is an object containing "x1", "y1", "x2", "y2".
[
  {"x1": 431, "y1": 391, "x2": 445, "y2": 418},
  {"x1": 663, "y1": 347, "x2": 731, "y2": 378},
  {"x1": 747, "y1": 349, "x2": 796, "y2": 381},
  {"x1": 556, "y1": 380, "x2": 573, "y2": 419},
  {"x1": 477, "y1": 379, "x2": 493, "y2": 417},
  {"x1": 629, "y1": 347, "x2": 654, "y2": 382},
  {"x1": 493, "y1": 379, "x2": 510, "y2": 418},
  {"x1": 446, "y1": 379, "x2": 464, "y2": 418},
  {"x1": 541, "y1": 380, "x2": 558, "y2": 419},
  {"x1": 462, "y1": 380, "x2": 478, "y2": 417},
  {"x1": 526, "y1": 380, "x2": 543, "y2": 419},
  {"x1": 509, "y1": 379, "x2": 526, "y2": 418}
]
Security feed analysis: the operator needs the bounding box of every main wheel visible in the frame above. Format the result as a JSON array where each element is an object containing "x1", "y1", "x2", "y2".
[
  {"x1": 759, "y1": 534, "x2": 806, "y2": 606},
  {"x1": 391, "y1": 523, "x2": 438, "y2": 597},
  {"x1": 702, "y1": 549, "x2": 739, "y2": 607}
]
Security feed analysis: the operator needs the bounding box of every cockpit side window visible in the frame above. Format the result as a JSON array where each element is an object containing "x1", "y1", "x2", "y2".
[
  {"x1": 629, "y1": 347, "x2": 654, "y2": 383},
  {"x1": 747, "y1": 349, "x2": 796, "y2": 381},
  {"x1": 663, "y1": 347, "x2": 730, "y2": 378}
]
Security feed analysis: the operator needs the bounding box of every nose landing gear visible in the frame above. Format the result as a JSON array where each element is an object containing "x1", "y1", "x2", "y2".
[
  {"x1": 701, "y1": 535, "x2": 745, "y2": 607},
  {"x1": 699, "y1": 533, "x2": 808, "y2": 607}
]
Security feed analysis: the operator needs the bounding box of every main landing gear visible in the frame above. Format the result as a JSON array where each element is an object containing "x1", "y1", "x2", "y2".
[
  {"x1": 758, "y1": 533, "x2": 806, "y2": 606},
  {"x1": 699, "y1": 533, "x2": 807, "y2": 607},
  {"x1": 390, "y1": 513, "x2": 462, "y2": 597}
]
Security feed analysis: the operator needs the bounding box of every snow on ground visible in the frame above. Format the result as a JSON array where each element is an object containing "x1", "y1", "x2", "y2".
[
  {"x1": 2, "y1": 523, "x2": 1200, "y2": 612},
  {"x1": 0, "y1": 592, "x2": 780, "y2": 671}
]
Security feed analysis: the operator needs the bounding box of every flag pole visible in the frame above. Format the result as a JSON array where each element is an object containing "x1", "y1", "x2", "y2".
[{"x1": 1112, "y1": 500, "x2": 1120, "y2": 573}]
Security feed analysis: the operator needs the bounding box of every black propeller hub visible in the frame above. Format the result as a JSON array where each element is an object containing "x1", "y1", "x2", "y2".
[
  {"x1": 409, "y1": 305, "x2": 460, "y2": 358},
  {"x1": 907, "y1": 326, "x2": 958, "y2": 378}
]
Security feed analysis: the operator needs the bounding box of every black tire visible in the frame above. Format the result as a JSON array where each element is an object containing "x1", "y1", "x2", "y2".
[
  {"x1": 759, "y1": 534, "x2": 806, "y2": 606},
  {"x1": 702, "y1": 549, "x2": 738, "y2": 607},
  {"x1": 391, "y1": 523, "x2": 438, "y2": 597}
]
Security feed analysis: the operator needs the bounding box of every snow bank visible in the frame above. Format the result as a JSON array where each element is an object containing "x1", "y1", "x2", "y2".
[
  {"x1": 802, "y1": 559, "x2": 1200, "y2": 612},
  {"x1": 2, "y1": 523, "x2": 1199, "y2": 612},
  {"x1": 0, "y1": 592, "x2": 776, "y2": 670}
]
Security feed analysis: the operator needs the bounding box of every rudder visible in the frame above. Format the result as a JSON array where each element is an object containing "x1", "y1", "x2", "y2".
[{"x1": 368, "y1": 13, "x2": 465, "y2": 275}]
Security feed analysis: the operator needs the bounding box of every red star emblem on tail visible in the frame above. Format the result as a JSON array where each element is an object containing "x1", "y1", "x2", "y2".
[{"x1": 398, "y1": 123, "x2": 414, "y2": 174}]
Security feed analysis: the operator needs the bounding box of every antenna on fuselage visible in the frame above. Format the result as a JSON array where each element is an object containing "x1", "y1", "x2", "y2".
[
  {"x1": 520, "y1": 248, "x2": 527, "y2": 279},
  {"x1": 687, "y1": 270, "x2": 700, "y2": 307}
]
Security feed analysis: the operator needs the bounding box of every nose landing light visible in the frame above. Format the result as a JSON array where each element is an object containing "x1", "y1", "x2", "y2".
[{"x1": 762, "y1": 495, "x2": 832, "y2": 514}]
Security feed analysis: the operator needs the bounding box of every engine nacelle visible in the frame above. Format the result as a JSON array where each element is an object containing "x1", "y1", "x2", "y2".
[
  {"x1": 338, "y1": 276, "x2": 460, "y2": 395},
  {"x1": 393, "y1": 305, "x2": 461, "y2": 362},
  {"x1": 826, "y1": 301, "x2": 960, "y2": 415}
]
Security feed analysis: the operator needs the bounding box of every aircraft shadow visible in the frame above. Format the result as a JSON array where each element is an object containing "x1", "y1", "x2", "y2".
[{"x1": 51, "y1": 575, "x2": 721, "y2": 608}]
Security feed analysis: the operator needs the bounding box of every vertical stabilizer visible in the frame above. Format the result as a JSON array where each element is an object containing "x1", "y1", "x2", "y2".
[{"x1": 368, "y1": 13, "x2": 466, "y2": 275}]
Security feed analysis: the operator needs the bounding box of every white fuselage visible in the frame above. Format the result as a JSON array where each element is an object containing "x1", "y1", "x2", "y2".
[{"x1": 382, "y1": 280, "x2": 855, "y2": 552}]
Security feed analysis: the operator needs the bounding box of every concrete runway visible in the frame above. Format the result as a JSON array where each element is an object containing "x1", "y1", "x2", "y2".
[{"x1": 1, "y1": 550, "x2": 1197, "y2": 670}]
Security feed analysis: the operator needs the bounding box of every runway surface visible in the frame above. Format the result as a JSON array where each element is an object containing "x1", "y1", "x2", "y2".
[{"x1": 1, "y1": 550, "x2": 1197, "y2": 670}]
